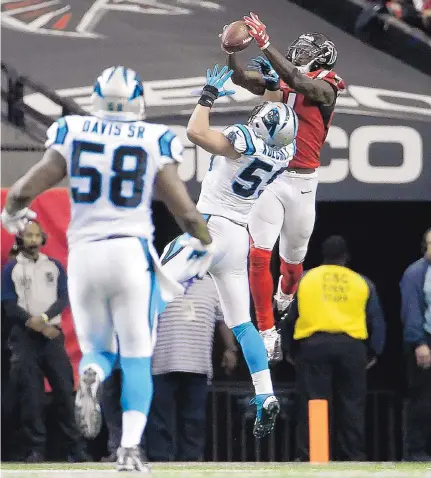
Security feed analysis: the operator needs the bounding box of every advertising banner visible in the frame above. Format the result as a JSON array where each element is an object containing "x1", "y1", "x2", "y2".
[{"x1": 162, "y1": 98, "x2": 431, "y2": 201}]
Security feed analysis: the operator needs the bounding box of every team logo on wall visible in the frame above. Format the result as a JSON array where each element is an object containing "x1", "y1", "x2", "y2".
[{"x1": 1, "y1": 0, "x2": 224, "y2": 37}]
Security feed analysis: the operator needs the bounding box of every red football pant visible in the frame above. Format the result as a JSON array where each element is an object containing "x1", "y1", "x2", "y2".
[{"x1": 249, "y1": 246, "x2": 275, "y2": 331}]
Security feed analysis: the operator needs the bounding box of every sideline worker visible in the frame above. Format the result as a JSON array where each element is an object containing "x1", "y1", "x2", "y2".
[
  {"x1": 1, "y1": 220, "x2": 85, "y2": 462},
  {"x1": 282, "y1": 235, "x2": 386, "y2": 461}
]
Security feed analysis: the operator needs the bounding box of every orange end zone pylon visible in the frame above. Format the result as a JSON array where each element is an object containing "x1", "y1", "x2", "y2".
[{"x1": 308, "y1": 399, "x2": 329, "y2": 463}]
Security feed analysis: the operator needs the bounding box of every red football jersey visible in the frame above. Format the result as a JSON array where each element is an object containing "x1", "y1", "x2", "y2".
[{"x1": 280, "y1": 69, "x2": 345, "y2": 169}]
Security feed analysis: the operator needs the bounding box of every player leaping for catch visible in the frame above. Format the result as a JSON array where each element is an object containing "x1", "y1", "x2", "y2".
[
  {"x1": 160, "y1": 64, "x2": 298, "y2": 438},
  {"x1": 0, "y1": 66, "x2": 215, "y2": 474},
  {"x1": 224, "y1": 13, "x2": 345, "y2": 362}
]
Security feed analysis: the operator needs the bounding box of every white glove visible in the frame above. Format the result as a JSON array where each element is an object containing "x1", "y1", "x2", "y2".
[
  {"x1": 0, "y1": 207, "x2": 37, "y2": 234},
  {"x1": 179, "y1": 237, "x2": 216, "y2": 279}
]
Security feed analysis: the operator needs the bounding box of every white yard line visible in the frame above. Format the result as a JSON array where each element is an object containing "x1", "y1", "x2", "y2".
[
  {"x1": 1, "y1": 0, "x2": 60, "y2": 16},
  {"x1": 2, "y1": 470, "x2": 429, "y2": 477},
  {"x1": 1, "y1": 13, "x2": 99, "y2": 36},
  {"x1": 75, "y1": 0, "x2": 108, "y2": 34},
  {"x1": 28, "y1": 5, "x2": 70, "y2": 29}
]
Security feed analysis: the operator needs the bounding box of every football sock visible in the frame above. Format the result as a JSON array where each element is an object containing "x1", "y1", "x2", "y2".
[
  {"x1": 79, "y1": 351, "x2": 117, "y2": 381},
  {"x1": 232, "y1": 322, "x2": 273, "y2": 396},
  {"x1": 120, "y1": 356, "x2": 153, "y2": 447},
  {"x1": 251, "y1": 369, "x2": 274, "y2": 396},
  {"x1": 249, "y1": 246, "x2": 275, "y2": 331},
  {"x1": 280, "y1": 260, "x2": 303, "y2": 296},
  {"x1": 121, "y1": 411, "x2": 147, "y2": 448}
]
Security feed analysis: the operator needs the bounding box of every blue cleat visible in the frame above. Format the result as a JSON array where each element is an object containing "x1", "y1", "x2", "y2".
[{"x1": 250, "y1": 393, "x2": 280, "y2": 438}]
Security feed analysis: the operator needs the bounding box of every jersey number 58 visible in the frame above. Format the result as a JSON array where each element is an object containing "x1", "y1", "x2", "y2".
[{"x1": 71, "y1": 141, "x2": 147, "y2": 208}]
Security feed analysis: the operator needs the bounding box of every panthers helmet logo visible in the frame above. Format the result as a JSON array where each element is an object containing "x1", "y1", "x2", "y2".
[
  {"x1": 1, "y1": 0, "x2": 224, "y2": 38},
  {"x1": 262, "y1": 107, "x2": 280, "y2": 139}
]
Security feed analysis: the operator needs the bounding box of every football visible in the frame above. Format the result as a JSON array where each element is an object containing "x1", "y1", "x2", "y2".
[{"x1": 221, "y1": 20, "x2": 252, "y2": 53}]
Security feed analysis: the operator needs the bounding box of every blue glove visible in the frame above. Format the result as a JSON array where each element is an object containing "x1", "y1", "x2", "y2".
[
  {"x1": 197, "y1": 64, "x2": 235, "y2": 107},
  {"x1": 191, "y1": 64, "x2": 235, "y2": 99},
  {"x1": 249, "y1": 56, "x2": 280, "y2": 91},
  {"x1": 205, "y1": 64, "x2": 235, "y2": 97},
  {"x1": 206, "y1": 64, "x2": 235, "y2": 94}
]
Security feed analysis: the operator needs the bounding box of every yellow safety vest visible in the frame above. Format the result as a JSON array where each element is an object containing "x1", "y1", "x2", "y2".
[{"x1": 294, "y1": 265, "x2": 370, "y2": 341}]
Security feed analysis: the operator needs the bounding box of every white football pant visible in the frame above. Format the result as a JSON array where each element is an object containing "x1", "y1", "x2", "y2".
[
  {"x1": 249, "y1": 171, "x2": 318, "y2": 263},
  {"x1": 68, "y1": 237, "x2": 159, "y2": 359},
  {"x1": 161, "y1": 215, "x2": 250, "y2": 329}
]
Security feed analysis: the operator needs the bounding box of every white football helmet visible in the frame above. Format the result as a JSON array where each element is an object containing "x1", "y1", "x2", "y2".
[
  {"x1": 91, "y1": 66, "x2": 145, "y2": 121},
  {"x1": 247, "y1": 102, "x2": 298, "y2": 148}
]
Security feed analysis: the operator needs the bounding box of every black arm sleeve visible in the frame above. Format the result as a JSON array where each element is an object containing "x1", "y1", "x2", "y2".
[
  {"x1": 364, "y1": 279, "x2": 386, "y2": 356},
  {"x1": 3, "y1": 300, "x2": 31, "y2": 326},
  {"x1": 44, "y1": 295, "x2": 69, "y2": 320},
  {"x1": 44, "y1": 259, "x2": 69, "y2": 320}
]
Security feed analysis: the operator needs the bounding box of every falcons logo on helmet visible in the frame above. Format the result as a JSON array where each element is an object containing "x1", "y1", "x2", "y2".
[{"x1": 1, "y1": 0, "x2": 224, "y2": 37}]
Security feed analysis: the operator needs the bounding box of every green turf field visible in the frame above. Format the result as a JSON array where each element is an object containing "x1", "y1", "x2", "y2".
[{"x1": 1, "y1": 462, "x2": 430, "y2": 478}]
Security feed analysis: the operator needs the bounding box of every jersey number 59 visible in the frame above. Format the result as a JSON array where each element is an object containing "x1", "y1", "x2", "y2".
[
  {"x1": 71, "y1": 141, "x2": 147, "y2": 208},
  {"x1": 232, "y1": 158, "x2": 275, "y2": 198}
]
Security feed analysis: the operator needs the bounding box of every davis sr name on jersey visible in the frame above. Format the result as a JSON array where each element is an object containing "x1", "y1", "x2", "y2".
[
  {"x1": 46, "y1": 114, "x2": 183, "y2": 248},
  {"x1": 82, "y1": 119, "x2": 148, "y2": 139}
]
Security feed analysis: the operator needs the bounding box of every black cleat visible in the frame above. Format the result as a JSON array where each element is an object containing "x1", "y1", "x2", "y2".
[{"x1": 250, "y1": 394, "x2": 280, "y2": 439}]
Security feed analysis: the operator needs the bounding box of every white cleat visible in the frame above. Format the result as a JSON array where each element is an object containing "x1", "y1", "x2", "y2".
[
  {"x1": 75, "y1": 367, "x2": 102, "y2": 439},
  {"x1": 274, "y1": 276, "x2": 294, "y2": 314},
  {"x1": 116, "y1": 446, "x2": 151, "y2": 473},
  {"x1": 259, "y1": 326, "x2": 282, "y2": 363}
]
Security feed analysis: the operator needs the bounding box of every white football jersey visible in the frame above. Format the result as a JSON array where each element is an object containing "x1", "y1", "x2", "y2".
[
  {"x1": 197, "y1": 124, "x2": 295, "y2": 225},
  {"x1": 46, "y1": 115, "x2": 183, "y2": 248}
]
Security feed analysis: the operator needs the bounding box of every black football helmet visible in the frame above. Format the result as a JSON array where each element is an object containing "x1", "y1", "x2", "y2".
[{"x1": 286, "y1": 33, "x2": 337, "y2": 73}]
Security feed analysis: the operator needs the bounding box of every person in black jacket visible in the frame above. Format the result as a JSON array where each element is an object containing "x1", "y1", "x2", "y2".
[
  {"x1": 1, "y1": 221, "x2": 87, "y2": 463},
  {"x1": 400, "y1": 227, "x2": 431, "y2": 461},
  {"x1": 1, "y1": 245, "x2": 20, "y2": 461}
]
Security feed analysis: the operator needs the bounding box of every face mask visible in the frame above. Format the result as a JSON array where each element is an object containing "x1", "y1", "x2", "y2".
[{"x1": 295, "y1": 58, "x2": 316, "y2": 74}]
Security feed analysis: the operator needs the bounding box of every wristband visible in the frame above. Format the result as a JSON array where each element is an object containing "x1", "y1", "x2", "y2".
[
  {"x1": 260, "y1": 40, "x2": 271, "y2": 50},
  {"x1": 41, "y1": 313, "x2": 49, "y2": 323},
  {"x1": 198, "y1": 85, "x2": 219, "y2": 108}
]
